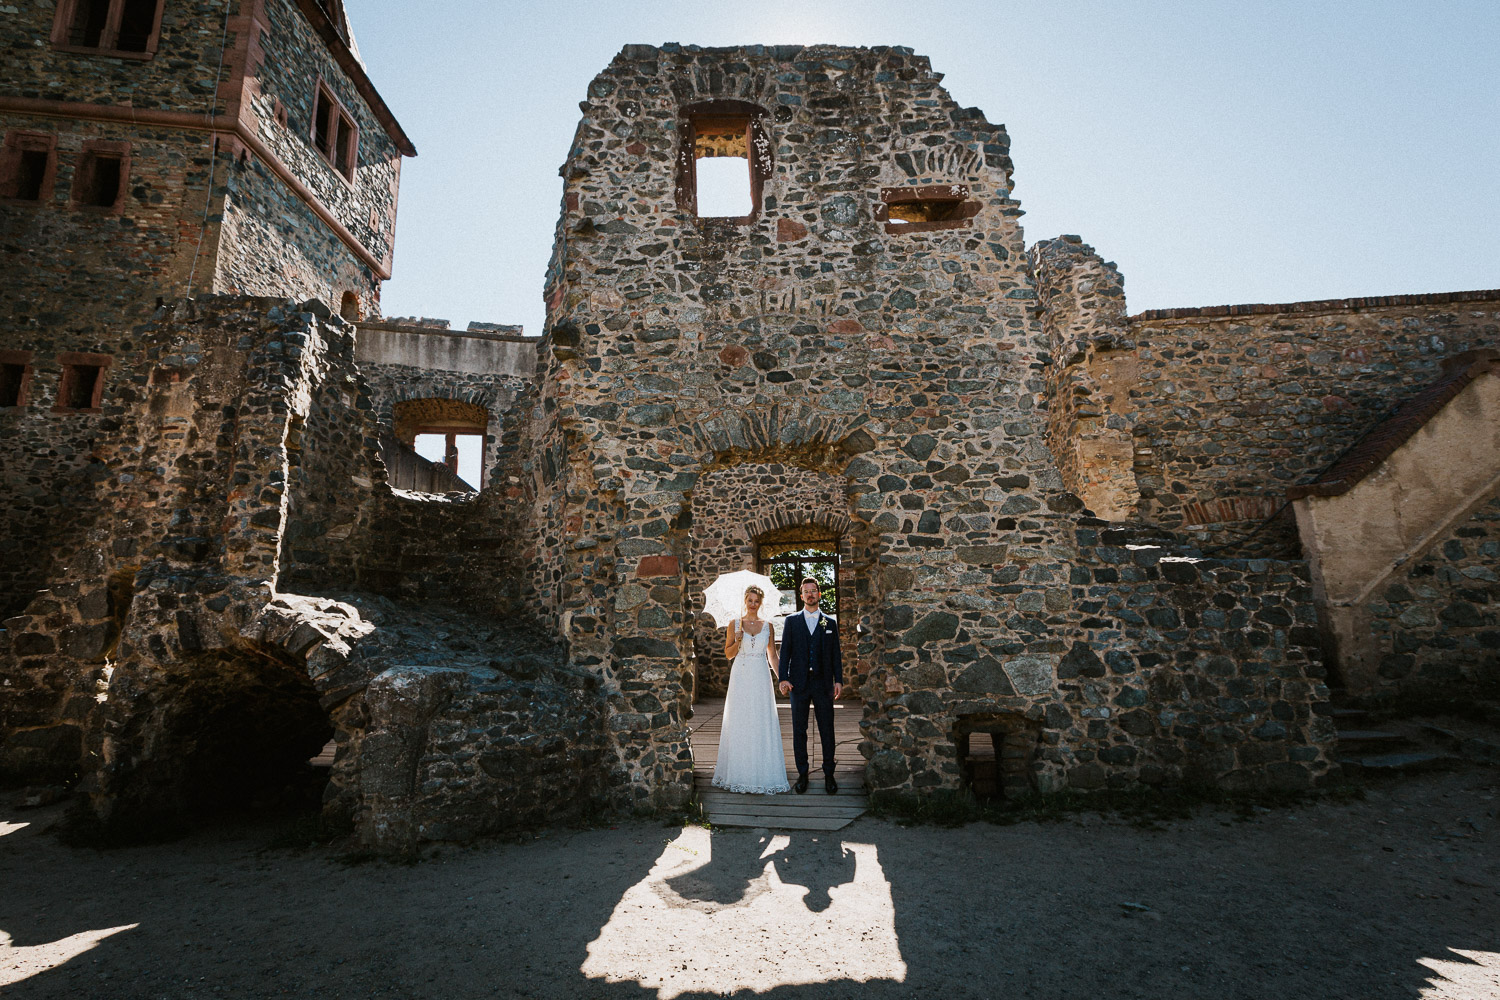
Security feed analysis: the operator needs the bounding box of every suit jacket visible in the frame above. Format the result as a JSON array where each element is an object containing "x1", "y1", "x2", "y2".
[{"x1": 778, "y1": 611, "x2": 843, "y2": 695}]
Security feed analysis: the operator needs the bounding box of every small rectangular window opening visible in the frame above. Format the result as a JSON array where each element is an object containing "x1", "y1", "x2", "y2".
[
  {"x1": 414, "y1": 432, "x2": 484, "y2": 489},
  {"x1": 693, "y1": 116, "x2": 753, "y2": 219},
  {"x1": 116, "y1": 0, "x2": 158, "y2": 52},
  {"x1": 62, "y1": 0, "x2": 158, "y2": 53},
  {"x1": 453, "y1": 434, "x2": 482, "y2": 490},
  {"x1": 61, "y1": 364, "x2": 103, "y2": 410},
  {"x1": 313, "y1": 90, "x2": 332, "y2": 155},
  {"x1": 312, "y1": 84, "x2": 357, "y2": 181},
  {"x1": 15, "y1": 150, "x2": 49, "y2": 201},
  {"x1": 0, "y1": 364, "x2": 27, "y2": 407},
  {"x1": 68, "y1": 0, "x2": 111, "y2": 47},
  {"x1": 79, "y1": 154, "x2": 122, "y2": 207},
  {"x1": 887, "y1": 199, "x2": 965, "y2": 225}
]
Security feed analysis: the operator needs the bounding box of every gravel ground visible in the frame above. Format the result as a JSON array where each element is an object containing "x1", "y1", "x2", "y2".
[{"x1": 1, "y1": 769, "x2": 1497, "y2": 1000}]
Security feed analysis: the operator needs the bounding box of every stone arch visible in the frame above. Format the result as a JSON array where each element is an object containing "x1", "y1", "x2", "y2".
[
  {"x1": 683, "y1": 408, "x2": 878, "y2": 474},
  {"x1": 742, "y1": 508, "x2": 853, "y2": 541}
]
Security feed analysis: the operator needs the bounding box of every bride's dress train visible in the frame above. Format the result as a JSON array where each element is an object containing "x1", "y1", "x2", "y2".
[{"x1": 712, "y1": 621, "x2": 789, "y2": 794}]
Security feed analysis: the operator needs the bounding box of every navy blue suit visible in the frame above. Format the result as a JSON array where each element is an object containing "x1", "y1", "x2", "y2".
[{"x1": 778, "y1": 611, "x2": 843, "y2": 778}]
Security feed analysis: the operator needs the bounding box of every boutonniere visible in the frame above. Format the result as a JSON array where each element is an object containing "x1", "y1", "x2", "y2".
[{"x1": 818, "y1": 619, "x2": 829, "y2": 632}]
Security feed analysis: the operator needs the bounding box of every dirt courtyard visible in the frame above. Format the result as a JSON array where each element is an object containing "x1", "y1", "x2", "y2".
[{"x1": 1, "y1": 770, "x2": 1497, "y2": 1000}]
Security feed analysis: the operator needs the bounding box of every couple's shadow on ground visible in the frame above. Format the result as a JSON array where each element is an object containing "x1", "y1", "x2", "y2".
[{"x1": 665, "y1": 830, "x2": 855, "y2": 913}]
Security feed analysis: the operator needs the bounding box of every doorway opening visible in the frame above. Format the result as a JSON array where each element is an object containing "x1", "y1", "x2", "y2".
[{"x1": 758, "y1": 526, "x2": 840, "y2": 616}]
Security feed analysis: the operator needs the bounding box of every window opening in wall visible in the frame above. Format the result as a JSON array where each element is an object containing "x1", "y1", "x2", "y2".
[
  {"x1": 312, "y1": 84, "x2": 357, "y2": 181},
  {"x1": 888, "y1": 199, "x2": 964, "y2": 224},
  {"x1": 67, "y1": 0, "x2": 110, "y2": 47},
  {"x1": 676, "y1": 102, "x2": 772, "y2": 223},
  {"x1": 14, "y1": 150, "x2": 49, "y2": 201},
  {"x1": 74, "y1": 146, "x2": 127, "y2": 210},
  {"x1": 759, "y1": 542, "x2": 840, "y2": 617},
  {"x1": 692, "y1": 117, "x2": 752, "y2": 218},
  {"x1": 60, "y1": 364, "x2": 103, "y2": 410},
  {"x1": 60, "y1": 0, "x2": 160, "y2": 53},
  {"x1": 115, "y1": 0, "x2": 158, "y2": 52},
  {"x1": 0, "y1": 364, "x2": 27, "y2": 406},
  {"x1": 413, "y1": 432, "x2": 483, "y2": 490},
  {"x1": 339, "y1": 291, "x2": 360, "y2": 321},
  {"x1": 878, "y1": 186, "x2": 980, "y2": 234},
  {"x1": 1, "y1": 133, "x2": 56, "y2": 202},
  {"x1": 392, "y1": 398, "x2": 488, "y2": 492},
  {"x1": 80, "y1": 155, "x2": 121, "y2": 207}
]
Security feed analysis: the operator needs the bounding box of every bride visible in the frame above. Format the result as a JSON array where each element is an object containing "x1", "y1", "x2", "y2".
[{"x1": 711, "y1": 585, "x2": 790, "y2": 794}]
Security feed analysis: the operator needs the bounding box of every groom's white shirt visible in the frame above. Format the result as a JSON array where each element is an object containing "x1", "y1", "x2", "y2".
[{"x1": 801, "y1": 608, "x2": 820, "y2": 635}]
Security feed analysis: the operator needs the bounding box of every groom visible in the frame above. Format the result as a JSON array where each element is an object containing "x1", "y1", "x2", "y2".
[{"x1": 778, "y1": 578, "x2": 843, "y2": 794}]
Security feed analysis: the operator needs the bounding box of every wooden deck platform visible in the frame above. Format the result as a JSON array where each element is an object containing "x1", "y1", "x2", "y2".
[{"x1": 689, "y1": 697, "x2": 868, "y2": 831}]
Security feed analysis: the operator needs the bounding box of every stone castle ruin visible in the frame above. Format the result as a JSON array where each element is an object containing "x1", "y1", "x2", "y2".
[{"x1": 2, "y1": 6, "x2": 1497, "y2": 848}]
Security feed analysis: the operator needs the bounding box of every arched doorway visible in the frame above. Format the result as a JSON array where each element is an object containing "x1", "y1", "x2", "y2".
[{"x1": 681, "y1": 460, "x2": 867, "y2": 702}]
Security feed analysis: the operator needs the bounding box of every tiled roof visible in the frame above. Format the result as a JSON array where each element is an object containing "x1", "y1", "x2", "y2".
[{"x1": 1287, "y1": 350, "x2": 1500, "y2": 499}]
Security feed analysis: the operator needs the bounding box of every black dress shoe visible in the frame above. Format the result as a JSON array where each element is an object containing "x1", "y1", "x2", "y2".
[
  {"x1": 794, "y1": 774, "x2": 809, "y2": 794},
  {"x1": 825, "y1": 775, "x2": 839, "y2": 794}
]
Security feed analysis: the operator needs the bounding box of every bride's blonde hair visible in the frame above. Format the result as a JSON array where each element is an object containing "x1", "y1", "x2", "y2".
[{"x1": 743, "y1": 585, "x2": 765, "y2": 614}]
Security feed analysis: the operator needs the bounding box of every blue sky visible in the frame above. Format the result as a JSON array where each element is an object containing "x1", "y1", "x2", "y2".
[{"x1": 354, "y1": 0, "x2": 1499, "y2": 335}]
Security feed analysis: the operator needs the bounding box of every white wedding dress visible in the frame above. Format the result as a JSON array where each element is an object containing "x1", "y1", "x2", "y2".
[{"x1": 712, "y1": 619, "x2": 790, "y2": 794}]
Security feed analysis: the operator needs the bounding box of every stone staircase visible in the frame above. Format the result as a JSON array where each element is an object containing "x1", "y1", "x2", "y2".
[{"x1": 1324, "y1": 698, "x2": 1457, "y2": 774}]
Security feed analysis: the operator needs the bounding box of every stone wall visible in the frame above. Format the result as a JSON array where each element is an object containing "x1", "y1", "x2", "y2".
[
  {"x1": 0, "y1": 297, "x2": 609, "y2": 848},
  {"x1": 213, "y1": 149, "x2": 384, "y2": 311},
  {"x1": 1124, "y1": 291, "x2": 1500, "y2": 552},
  {"x1": 1, "y1": 0, "x2": 236, "y2": 111},
  {"x1": 856, "y1": 517, "x2": 1333, "y2": 794},
  {"x1": 245, "y1": 0, "x2": 404, "y2": 281},
  {"x1": 355, "y1": 320, "x2": 537, "y2": 491},
  {"x1": 1361, "y1": 495, "x2": 1500, "y2": 694},
  {"x1": 0, "y1": 115, "x2": 218, "y2": 330},
  {"x1": 528, "y1": 43, "x2": 1043, "y2": 808},
  {"x1": 1031, "y1": 236, "x2": 1137, "y2": 521},
  {"x1": 518, "y1": 44, "x2": 1336, "y2": 807}
]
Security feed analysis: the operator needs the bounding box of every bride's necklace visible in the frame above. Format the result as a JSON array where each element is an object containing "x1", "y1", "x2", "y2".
[{"x1": 741, "y1": 616, "x2": 764, "y2": 636}]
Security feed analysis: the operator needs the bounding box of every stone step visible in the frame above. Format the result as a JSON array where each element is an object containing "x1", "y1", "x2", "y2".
[
  {"x1": 708, "y1": 813, "x2": 862, "y2": 831},
  {"x1": 1420, "y1": 724, "x2": 1500, "y2": 765},
  {"x1": 693, "y1": 779, "x2": 870, "y2": 803},
  {"x1": 698, "y1": 790, "x2": 868, "y2": 810},
  {"x1": 1338, "y1": 751, "x2": 1457, "y2": 773},
  {"x1": 1335, "y1": 729, "x2": 1410, "y2": 747}
]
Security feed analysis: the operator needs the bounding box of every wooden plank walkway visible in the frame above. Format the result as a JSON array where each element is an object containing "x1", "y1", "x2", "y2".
[{"x1": 689, "y1": 697, "x2": 868, "y2": 831}]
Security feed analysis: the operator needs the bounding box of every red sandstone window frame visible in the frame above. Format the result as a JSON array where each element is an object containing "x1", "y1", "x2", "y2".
[
  {"x1": 0, "y1": 132, "x2": 58, "y2": 205},
  {"x1": 54, "y1": 352, "x2": 112, "y2": 414},
  {"x1": 50, "y1": 0, "x2": 165, "y2": 60},
  {"x1": 876, "y1": 185, "x2": 981, "y2": 234},
  {"x1": 0, "y1": 350, "x2": 35, "y2": 408},
  {"x1": 70, "y1": 140, "x2": 131, "y2": 214},
  {"x1": 675, "y1": 100, "x2": 773, "y2": 225},
  {"x1": 311, "y1": 79, "x2": 359, "y2": 183}
]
